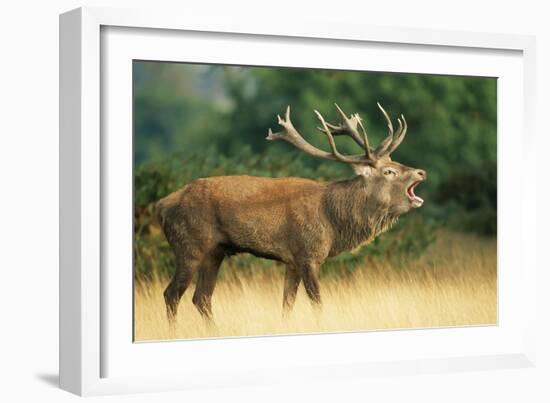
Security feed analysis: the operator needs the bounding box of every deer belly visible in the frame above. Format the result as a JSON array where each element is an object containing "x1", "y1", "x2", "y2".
[{"x1": 216, "y1": 209, "x2": 291, "y2": 263}]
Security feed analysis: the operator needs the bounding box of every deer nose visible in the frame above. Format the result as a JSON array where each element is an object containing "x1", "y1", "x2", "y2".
[{"x1": 416, "y1": 169, "x2": 426, "y2": 180}]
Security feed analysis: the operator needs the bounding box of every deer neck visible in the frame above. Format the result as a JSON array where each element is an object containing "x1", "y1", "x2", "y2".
[{"x1": 324, "y1": 175, "x2": 400, "y2": 256}]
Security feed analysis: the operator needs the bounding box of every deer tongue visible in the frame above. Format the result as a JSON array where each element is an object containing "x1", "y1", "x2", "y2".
[{"x1": 407, "y1": 182, "x2": 424, "y2": 207}]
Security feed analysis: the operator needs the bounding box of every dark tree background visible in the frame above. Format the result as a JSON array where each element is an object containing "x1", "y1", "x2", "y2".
[{"x1": 133, "y1": 61, "x2": 496, "y2": 279}]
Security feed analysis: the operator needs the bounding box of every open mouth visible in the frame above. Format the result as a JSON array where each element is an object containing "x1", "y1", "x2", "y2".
[{"x1": 407, "y1": 181, "x2": 424, "y2": 207}]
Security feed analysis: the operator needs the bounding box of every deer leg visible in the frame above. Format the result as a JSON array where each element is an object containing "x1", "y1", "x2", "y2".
[
  {"x1": 192, "y1": 251, "x2": 224, "y2": 320},
  {"x1": 282, "y1": 265, "x2": 301, "y2": 313},
  {"x1": 300, "y1": 262, "x2": 322, "y2": 306},
  {"x1": 163, "y1": 252, "x2": 200, "y2": 323}
]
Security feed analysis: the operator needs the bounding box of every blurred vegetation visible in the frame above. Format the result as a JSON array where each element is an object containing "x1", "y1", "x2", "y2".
[{"x1": 133, "y1": 61, "x2": 496, "y2": 281}]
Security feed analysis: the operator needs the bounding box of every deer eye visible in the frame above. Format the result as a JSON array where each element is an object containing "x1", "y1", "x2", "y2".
[{"x1": 383, "y1": 168, "x2": 398, "y2": 176}]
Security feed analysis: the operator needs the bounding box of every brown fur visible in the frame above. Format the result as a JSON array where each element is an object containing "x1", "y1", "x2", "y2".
[{"x1": 157, "y1": 157, "x2": 426, "y2": 321}]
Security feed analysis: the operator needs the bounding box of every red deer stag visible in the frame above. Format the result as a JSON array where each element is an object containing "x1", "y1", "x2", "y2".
[{"x1": 157, "y1": 103, "x2": 426, "y2": 321}]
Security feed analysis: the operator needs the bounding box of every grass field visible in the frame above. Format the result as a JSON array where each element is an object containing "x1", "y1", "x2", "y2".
[{"x1": 134, "y1": 232, "x2": 496, "y2": 341}]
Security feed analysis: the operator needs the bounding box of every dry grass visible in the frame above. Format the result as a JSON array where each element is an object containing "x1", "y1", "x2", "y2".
[{"x1": 134, "y1": 232, "x2": 496, "y2": 341}]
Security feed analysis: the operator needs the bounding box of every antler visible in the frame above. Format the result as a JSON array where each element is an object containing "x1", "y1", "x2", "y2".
[
  {"x1": 317, "y1": 104, "x2": 372, "y2": 160},
  {"x1": 373, "y1": 102, "x2": 407, "y2": 157},
  {"x1": 267, "y1": 103, "x2": 408, "y2": 164},
  {"x1": 317, "y1": 103, "x2": 407, "y2": 159},
  {"x1": 267, "y1": 106, "x2": 373, "y2": 164}
]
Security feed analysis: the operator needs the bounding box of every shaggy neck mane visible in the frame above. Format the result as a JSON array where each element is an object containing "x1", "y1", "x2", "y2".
[{"x1": 323, "y1": 175, "x2": 401, "y2": 255}]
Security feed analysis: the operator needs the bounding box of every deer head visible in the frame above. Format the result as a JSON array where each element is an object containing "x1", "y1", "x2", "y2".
[{"x1": 267, "y1": 103, "x2": 426, "y2": 214}]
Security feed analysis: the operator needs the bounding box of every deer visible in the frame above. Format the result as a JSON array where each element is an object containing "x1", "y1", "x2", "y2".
[{"x1": 156, "y1": 103, "x2": 426, "y2": 322}]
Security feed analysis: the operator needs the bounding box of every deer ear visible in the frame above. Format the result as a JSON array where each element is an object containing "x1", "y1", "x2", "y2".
[{"x1": 353, "y1": 164, "x2": 375, "y2": 177}]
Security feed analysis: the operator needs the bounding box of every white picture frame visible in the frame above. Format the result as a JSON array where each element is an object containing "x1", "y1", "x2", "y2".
[{"x1": 59, "y1": 6, "x2": 537, "y2": 396}]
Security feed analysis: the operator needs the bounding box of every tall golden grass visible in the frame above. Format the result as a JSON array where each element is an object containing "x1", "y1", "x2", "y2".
[{"x1": 134, "y1": 232, "x2": 496, "y2": 341}]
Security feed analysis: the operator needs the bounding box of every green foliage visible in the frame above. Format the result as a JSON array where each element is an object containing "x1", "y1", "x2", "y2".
[
  {"x1": 133, "y1": 63, "x2": 497, "y2": 190},
  {"x1": 134, "y1": 145, "x2": 352, "y2": 210},
  {"x1": 320, "y1": 214, "x2": 438, "y2": 278},
  {"x1": 134, "y1": 231, "x2": 174, "y2": 281},
  {"x1": 366, "y1": 214, "x2": 438, "y2": 262},
  {"x1": 132, "y1": 61, "x2": 497, "y2": 280},
  {"x1": 435, "y1": 161, "x2": 497, "y2": 235}
]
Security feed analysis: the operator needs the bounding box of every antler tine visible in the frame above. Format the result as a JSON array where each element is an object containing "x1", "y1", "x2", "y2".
[
  {"x1": 267, "y1": 105, "x2": 369, "y2": 164},
  {"x1": 328, "y1": 103, "x2": 373, "y2": 159},
  {"x1": 374, "y1": 102, "x2": 394, "y2": 156},
  {"x1": 314, "y1": 110, "x2": 350, "y2": 163},
  {"x1": 374, "y1": 102, "x2": 410, "y2": 157},
  {"x1": 397, "y1": 116, "x2": 403, "y2": 135},
  {"x1": 334, "y1": 103, "x2": 350, "y2": 122},
  {"x1": 378, "y1": 102, "x2": 394, "y2": 136},
  {"x1": 385, "y1": 114, "x2": 408, "y2": 155},
  {"x1": 355, "y1": 114, "x2": 371, "y2": 158},
  {"x1": 319, "y1": 121, "x2": 348, "y2": 133},
  {"x1": 334, "y1": 104, "x2": 367, "y2": 151},
  {"x1": 316, "y1": 105, "x2": 361, "y2": 140}
]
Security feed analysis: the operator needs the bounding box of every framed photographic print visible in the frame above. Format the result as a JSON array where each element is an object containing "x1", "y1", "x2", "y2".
[{"x1": 59, "y1": 6, "x2": 537, "y2": 396}]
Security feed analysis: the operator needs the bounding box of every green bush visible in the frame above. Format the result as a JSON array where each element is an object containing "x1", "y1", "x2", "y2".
[
  {"x1": 435, "y1": 161, "x2": 497, "y2": 235},
  {"x1": 320, "y1": 214, "x2": 437, "y2": 278},
  {"x1": 134, "y1": 145, "x2": 351, "y2": 210},
  {"x1": 132, "y1": 62, "x2": 496, "y2": 280}
]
